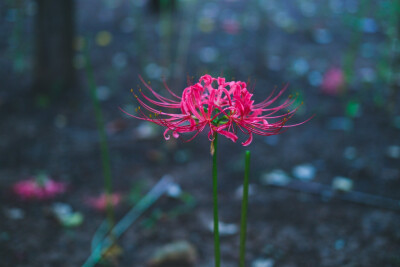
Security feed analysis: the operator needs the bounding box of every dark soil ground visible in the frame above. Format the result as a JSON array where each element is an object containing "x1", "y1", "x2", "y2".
[{"x1": 1, "y1": 0, "x2": 400, "y2": 266}]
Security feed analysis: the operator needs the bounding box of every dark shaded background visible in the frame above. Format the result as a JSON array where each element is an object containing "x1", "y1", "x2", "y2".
[{"x1": 1, "y1": 0, "x2": 400, "y2": 266}]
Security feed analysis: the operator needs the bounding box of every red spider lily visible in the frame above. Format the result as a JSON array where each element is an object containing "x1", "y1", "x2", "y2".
[
  {"x1": 12, "y1": 176, "x2": 67, "y2": 200},
  {"x1": 122, "y1": 75, "x2": 308, "y2": 146}
]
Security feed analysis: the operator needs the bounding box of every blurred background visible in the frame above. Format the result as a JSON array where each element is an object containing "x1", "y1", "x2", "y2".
[{"x1": 1, "y1": 0, "x2": 400, "y2": 266}]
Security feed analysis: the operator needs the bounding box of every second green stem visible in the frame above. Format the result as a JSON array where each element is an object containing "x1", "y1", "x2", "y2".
[
  {"x1": 239, "y1": 150, "x2": 251, "y2": 267},
  {"x1": 212, "y1": 134, "x2": 220, "y2": 267}
]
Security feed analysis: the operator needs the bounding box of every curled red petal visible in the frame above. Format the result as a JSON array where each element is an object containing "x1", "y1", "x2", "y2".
[
  {"x1": 164, "y1": 129, "x2": 171, "y2": 140},
  {"x1": 218, "y1": 130, "x2": 238, "y2": 143},
  {"x1": 173, "y1": 131, "x2": 179, "y2": 138},
  {"x1": 242, "y1": 132, "x2": 253, "y2": 146}
]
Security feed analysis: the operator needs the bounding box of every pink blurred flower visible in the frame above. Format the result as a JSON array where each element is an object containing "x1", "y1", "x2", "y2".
[
  {"x1": 321, "y1": 67, "x2": 345, "y2": 95},
  {"x1": 12, "y1": 176, "x2": 67, "y2": 200},
  {"x1": 222, "y1": 19, "x2": 240, "y2": 35},
  {"x1": 85, "y1": 193, "x2": 122, "y2": 211},
  {"x1": 122, "y1": 75, "x2": 308, "y2": 146}
]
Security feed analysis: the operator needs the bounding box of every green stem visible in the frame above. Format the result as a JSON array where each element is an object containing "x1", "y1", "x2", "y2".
[
  {"x1": 160, "y1": 0, "x2": 172, "y2": 70},
  {"x1": 239, "y1": 150, "x2": 251, "y2": 267},
  {"x1": 84, "y1": 41, "x2": 115, "y2": 229},
  {"x1": 212, "y1": 134, "x2": 220, "y2": 267}
]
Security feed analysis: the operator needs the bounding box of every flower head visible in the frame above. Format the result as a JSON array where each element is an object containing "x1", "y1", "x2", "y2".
[
  {"x1": 12, "y1": 175, "x2": 67, "y2": 200},
  {"x1": 122, "y1": 75, "x2": 308, "y2": 146}
]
